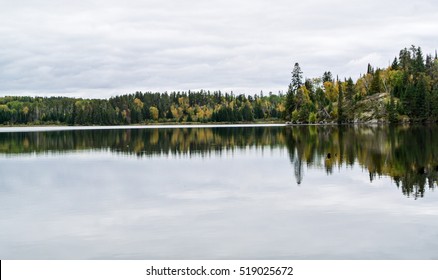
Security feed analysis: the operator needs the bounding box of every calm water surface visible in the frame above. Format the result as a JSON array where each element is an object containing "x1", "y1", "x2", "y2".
[{"x1": 0, "y1": 125, "x2": 437, "y2": 259}]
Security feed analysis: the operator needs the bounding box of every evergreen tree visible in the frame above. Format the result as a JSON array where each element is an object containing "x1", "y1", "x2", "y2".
[
  {"x1": 399, "y1": 48, "x2": 411, "y2": 71},
  {"x1": 322, "y1": 71, "x2": 333, "y2": 83},
  {"x1": 402, "y1": 81, "x2": 415, "y2": 116},
  {"x1": 370, "y1": 69, "x2": 382, "y2": 94},
  {"x1": 413, "y1": 46, "x2": 425, "y2": 73},
  {"x1": 425, "y1": 54, "x2": 433, "y2": 75},
  {"x1": 285, "y1": 83, "x2": 296, "y2": 120},
  {"x1": 70, "y1": 103, "x2": 76, "y2": 125},
  {"x1": 337, "y1": 81, "x2": 345, "y2": 124},
  {"x1": 367, "y1": 63, "x2": 374, "y2": 74},
  {"x1": 345, "y1": 77, "x2": 355, "y2": 101},
  {"x1": 291, "y1": 63, "x2": 303, "y2": 92},
  {"x1": 304, "y1": 78, "x2": 314, "y2": 94},
  {"x1": 391, "y1": 57, "x2": 399, "y2": 70},
  {"x1": 284, "y1": 62, "x2": 303, "y2": 119},
  {"x1": 166, "y1": 108, "x2": 173, "y2": 119},
  {"x1": 413, "y1": 74, "x2": 427, "y2": 120},
  {"x1": 241, "y1": 102, "x2": 254, "y2": 121}
]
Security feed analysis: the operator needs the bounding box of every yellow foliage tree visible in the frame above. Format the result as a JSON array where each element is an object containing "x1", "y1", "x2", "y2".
[
  {"x1": 323, "y1": 81, "x2": 339, "y2": 102},
  {"x1": 170, "y1": 105, "x2": 179, "y2": 119},
  {"x1": 133, "y1": 98, "x2": 144, "y2": 111},
  {"x1": 149, "y1": 106, "x2": 159, "y2": 121}
]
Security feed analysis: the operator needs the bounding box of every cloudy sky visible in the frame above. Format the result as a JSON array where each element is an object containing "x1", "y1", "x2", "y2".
[{"x1": 0, "y1": 0, "x2": 437, "y2": 98}]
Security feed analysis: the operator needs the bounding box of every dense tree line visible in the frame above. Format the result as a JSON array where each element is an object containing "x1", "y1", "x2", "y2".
[
  {"x1": 0, "y1": 91, "x2": 285, "y2": 125},
  {"x1": 1, "y1": 46, "x2": 437, "y2": 125}
]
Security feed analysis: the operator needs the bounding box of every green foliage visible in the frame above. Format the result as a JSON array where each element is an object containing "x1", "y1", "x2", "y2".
[
  {"x1": 391, "y1": 57, "x2": 399, "y2": 70},
  {"x1": 337, "y1": 81, "x2": 345, "y2": 123},
  {"x1": 370, "y1": 69, "x2": 382, "y2": 94},
  {"x1": 298, "y1": 103, "x2": 310, "y2": 122},
  {"x1": 308, "y1": 112, "x2": 317, "y2": 123},
  {"x1": 291, "y1": 110, "x2": 299, "y2": 122},
  {"x1": 322, "y1": 71, "x2": 333, "y2": 83},
  {"x1": 1, "y1": 45, "x2": 437, "y2": 125},
  {"x1": 345, "y1": 78, "x2": 355, "y2": 101},
  {"x1": 284, "y1": 63, "x2": 303, "y2": 120},
  {"x1": 0, "y1": 91, "x2": 285, "y2": 125}
]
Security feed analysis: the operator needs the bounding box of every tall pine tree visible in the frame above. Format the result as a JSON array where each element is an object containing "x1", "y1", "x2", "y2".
[
  {"x1": 346, "y1": 77, "x2": 355, "y2": 101},
  {"x1": 337, "y1": 81, "x2": 345, "y2": 123},
  {"x1": 291, "y1": 63, "x2": 303, "y2": 92},
  {"x1": 285, "y1": 62, "x2": 303, "y2": 119},
  {"x1": 370, "y1": 69, "x2": 382, "y2": 94}
]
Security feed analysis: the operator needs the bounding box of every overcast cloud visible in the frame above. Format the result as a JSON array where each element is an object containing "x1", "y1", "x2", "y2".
[{"x1": 0, "y1": 0, "x2": 437, "y2": 98}]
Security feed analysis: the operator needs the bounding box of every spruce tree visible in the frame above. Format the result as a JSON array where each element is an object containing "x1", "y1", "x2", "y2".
[
  {"x1": 402, "y1": 82, "x2": 415, "y2": 116},
  {"x1": 425, "y1": 54, "x2": 433, "y2": 75},
  {"x1": 391, "y1": 57, "x2": 399, "y2": 70},
  {"x1": 285, "y1": 62, "x2": 303, "y2": 119},
  {"x1": 414, "y1": 47, "x2": 425, "y2": 73},
  {"x1": 322, "y1": 71, "x2": 333, "y2": 83},
  {"x1": 304, "y1": 78, "x2": 314, "y2": 94},
  {"x1": 291, "y1": 63, "x2": 303, "y2": 92},
  {"x1": 370, "y1": 69, "x2": 382, "y2": 94},
  {"x1": 414, "y1": 74, "x2": 427, "y2": 120},
  {"x1": 346, "y1": 77, "x2": 355, "y2": 101},
  {"x1": 337, "y1": 81, "x2": 345, "y2": 124},
  {"x1": 285, "y1": 83, "x2": 295, "y2": 120},
  {"x1": 367, "y1": 63, "x2": 374, "y2": 74},
  {"x1": 399, "y1": 48, "x2": 411, "y2": 71}
]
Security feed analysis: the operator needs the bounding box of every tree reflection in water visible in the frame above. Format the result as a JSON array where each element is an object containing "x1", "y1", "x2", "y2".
[
  {"x1": 0, "y1": 125, "x2": 437, "y2": 198},
  {"x1": 285, "y1": 125, "x2": 438, "y2": 199}
]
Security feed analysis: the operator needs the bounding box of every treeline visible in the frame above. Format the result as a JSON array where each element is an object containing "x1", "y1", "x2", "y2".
[
  {"x1": 1, "y1": 46, "x2": 437, "y2": 125},
  {"x1": 285, "y1": 45, "x2": 438, "y2": 123},
  {"x1": 0, "y1": 91, "x2": 285, "y2": 125}
]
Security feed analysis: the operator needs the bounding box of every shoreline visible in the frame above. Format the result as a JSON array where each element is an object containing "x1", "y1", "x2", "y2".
[
  {"x1": 0, "y1": 122, "x2": 285, "y2": 132},
  {"x1": 0, "y1": 121, "x2": 432, "y2": 133}
]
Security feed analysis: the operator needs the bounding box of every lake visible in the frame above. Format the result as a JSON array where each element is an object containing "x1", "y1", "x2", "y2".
[{"x1": 0, "y1": 124, "x2": 437, "y2": 259}]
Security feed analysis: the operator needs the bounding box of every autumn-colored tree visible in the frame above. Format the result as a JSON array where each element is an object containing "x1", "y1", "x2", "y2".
[
  {"x1": 323, "y1": 81, "x2": 338, "y2": 102},
  {"x1": 337, "y1": 81, "x2": 345, "y2": 124},
  {"x1": 149, "y1": 106, "x2": 159, "y2": 121}
]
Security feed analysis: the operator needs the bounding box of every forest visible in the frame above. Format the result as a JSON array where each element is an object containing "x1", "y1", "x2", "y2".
[
  {"x1": 0, "y1": 46, "x2": 437, "y2": 125},
  {"x1": 284, "y1": 45, "x2": 438, "y2": 123},
  {"x1": 0, "y1": 91, "x2": 284, "y2": 125}
]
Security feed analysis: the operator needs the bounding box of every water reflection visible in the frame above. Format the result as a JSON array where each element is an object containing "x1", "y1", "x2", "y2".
[
  {"x1": 285, "y1": 125, "x2": 438, "y2": 199},
  {"x1": 0, "y1": 127, "x2": 286, "y2": 157},
  {"x1": 0, "y1": 125, "x2": 437, "y2": 198}
]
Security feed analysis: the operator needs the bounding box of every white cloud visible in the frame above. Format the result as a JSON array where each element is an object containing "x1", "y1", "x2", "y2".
[{"x1": 0, "y1": 0, "x2": 437, "y2": 98}]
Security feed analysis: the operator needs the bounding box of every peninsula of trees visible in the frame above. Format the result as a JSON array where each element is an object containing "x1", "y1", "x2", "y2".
[
  {"x1": 285, "y1": 45, "x2": 438, "y2": 124},
  {"x1": 0, "y1": 46, "x2": 437, "y2": 125}
]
